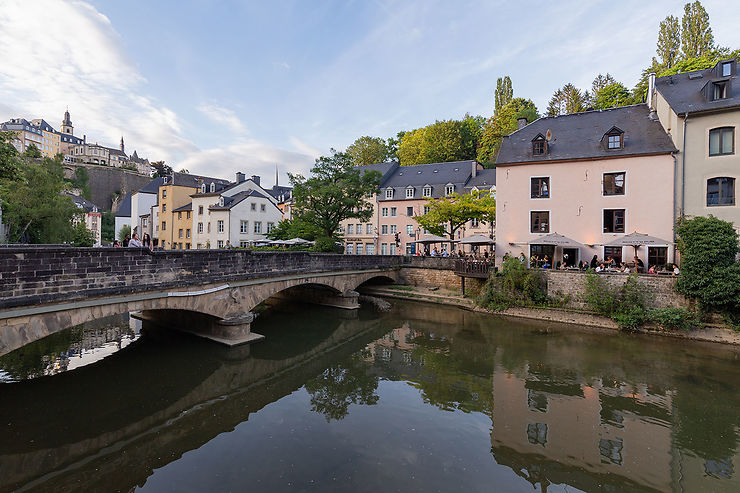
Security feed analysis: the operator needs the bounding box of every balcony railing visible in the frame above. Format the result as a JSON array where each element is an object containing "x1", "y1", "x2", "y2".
[{"x1": 454, "y1": 260, "x2": 491, "y2": 278}]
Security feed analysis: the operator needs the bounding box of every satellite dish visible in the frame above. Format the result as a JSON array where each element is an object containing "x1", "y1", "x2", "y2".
[{"x1": 546, "y1": 129, "x2": 552, "y2": 141}]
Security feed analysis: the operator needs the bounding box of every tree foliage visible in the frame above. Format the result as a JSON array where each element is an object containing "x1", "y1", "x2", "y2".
[
  {"x1": 397, "y1": 116, "x2": 483, "y2": 166},
  {"x1": 591, "y1": 73, "x2": 617, "y2": 95},
  {"x1": 72, "y1": 221, "x2": 95, "y2": 247},
  {"x1": 24, "y1": 143, "x2": 42, "y2": 159},
  {"x1": 65, "y1": 167, "x2": 91, "y2": 199},
  {"x1": 101, "y1": 211, "x2": 115, "y2": 243},
  {"x1": 546, "y1": 83, "x2": 589, "y2": 116},
  {"x1": 676, "y1": 216, "x2": 740, "y2": 319},
  {"x1": 265, "y1": 216, "x2": 319, "y2": 241},
  {"x1": 681, "y1": 0, "x2": 714, "y2": 59},
  {"x1": 416, "y1": 190, "x2": 496, "y2": 240},
  {"x1": 150, "y1": 160, "x2": 172, "y2": 178},
  {"x1": 117, "y1": 224, "x2": 131, "y2": 242},
  {"x1": 494, "y1": 76, "x2": 513, "y2": 115},
  {"x1": 657, "y1": 15, "x2": 681, "y2": 68},
  {"x1": 592, "y1": 82, "x2": 635, "y2": 110},
  {"x1": 289, "y1": 150, "x2": 382, "y2": 250},
  {"x1": 478, "y1": 98, "x2": 538, "y2": 165},
  {"x1": 346, "y1": 136, "x2": 390, "y2": 166}
]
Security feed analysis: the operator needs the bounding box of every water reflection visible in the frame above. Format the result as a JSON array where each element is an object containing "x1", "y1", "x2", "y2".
[{"x1": 1, "y1": 300, "x2": 738, "y2": 492}]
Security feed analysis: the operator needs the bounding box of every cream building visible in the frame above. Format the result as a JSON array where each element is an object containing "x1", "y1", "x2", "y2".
[{"x1": 652, "y1": 58, "x2": 740, "y2": 230}]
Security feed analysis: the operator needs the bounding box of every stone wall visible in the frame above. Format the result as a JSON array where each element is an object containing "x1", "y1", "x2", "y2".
[
  {"x1": 397, "y1": 256, "x2": 461, "y2": 290},
  {"x1": 544, "y1": 270, "x2": 689, "y2": 309},
  {"x1": 0, "y1": 248, "x2": 403, "y2": 309},
  {"x1": 63, "y1": 163, "x2": 151, "y2": 212}
]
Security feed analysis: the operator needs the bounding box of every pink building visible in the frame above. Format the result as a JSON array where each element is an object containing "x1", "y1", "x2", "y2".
[
  {"x1": 340, "y1": 160, "x2": 495, "y2": 255},
  {"x1": 495, "y1": 105, "x2": 677, "y2": 270}
]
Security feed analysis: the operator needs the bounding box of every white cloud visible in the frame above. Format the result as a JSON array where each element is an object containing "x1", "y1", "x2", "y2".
[
  {"x1": 196, "y1": 103, "x2": 248, "y2": 135},
  {"x1": 289, "y1": 137, "x2": 322, "y2": 159},
  {"x1": 0, "y1": 0, "x2": 314, "y2": 181}
]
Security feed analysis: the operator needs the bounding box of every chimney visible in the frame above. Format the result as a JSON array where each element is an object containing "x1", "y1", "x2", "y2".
[
  {"x1": 471, "y1": 161, "x2": 477, "y2": 178},
  {"x1": 236, "y1": 172, "x2": 246, "y2": 183},
  {"x1": 517, "y1": 118, "x2": 527, "y2": 130},
  {"x1": 83, "y1": 134, "x2": 86, "y2": 144},
  {"x1": 251, "y1": 175, "x2": 260, "y2": 186},
  {"x1": 647, "y1": 73, "x2": 656, "y2": 109}
]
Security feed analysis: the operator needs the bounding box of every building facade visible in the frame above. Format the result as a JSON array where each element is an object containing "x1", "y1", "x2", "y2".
[
  {"x1": 68, "y1": 194, "x2": 103, "y2": 246},
  {"x1": 495, "y1": 105, "x2": 677, "y2": 269},
  {"x1": 652, "y1": 58, "x2": 740, "y2": 230}
]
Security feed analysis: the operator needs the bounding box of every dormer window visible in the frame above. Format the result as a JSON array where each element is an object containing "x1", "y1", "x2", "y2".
[
  {"x1": 532, "y1": 134, "x2": 547, "y2": 155},
  {"x1": 604, "y1": 127, "x2": 624, "y2": 150},
  {"x1": 385, "y1": 188, "x2": 394, "y2": 199},
  {"x1": 722, "y1": 62, "x2": 732, "y2": 77},
  {"x1": 405, "y1": 187, "x2": 414, "y2": 198},
  {"x1": 219, "y1": 196, "x2": 224, "y2": 206},
  {"x1": 712, "y1": 81, "x2": 728, "y2": 100},
  {"x1": 210, "y1": 182, "x2": 216, "y2": 193},
  {"x1": 201, "y1": 184, "x2": 206, "y2": 193},
  {"x1": 445, "y1": 184, "x2": 454, "y2": 196},
  {"x1": 422, "y1": 185, "x2": 432, "y2": 197}
]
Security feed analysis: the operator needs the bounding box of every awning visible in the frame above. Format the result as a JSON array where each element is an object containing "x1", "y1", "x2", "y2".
[
  {"x1": 415, "y1": 234, "x2": 453, "y2": 244},
  {"x1": 605, "y1": 232, "x2": 671, "y2": 247},
  {"x1": 532, "y1": 233, "x2": 586, "y2": 247},
  {"x1": 458, "y1": 234, "x2": 496, "y2": 245},
  {"x1": 284, "y1": 237, "x2": 312, "y2": 245}
]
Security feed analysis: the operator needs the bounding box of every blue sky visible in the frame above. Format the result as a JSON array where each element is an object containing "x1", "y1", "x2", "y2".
[{"x1": 1, "y1": 0, "x2": 739, "y2": 185}]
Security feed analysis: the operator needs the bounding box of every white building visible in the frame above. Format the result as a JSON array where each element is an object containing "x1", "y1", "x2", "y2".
[{"x1": 129, "y1": 178, "x2": 163, "y2": 236}]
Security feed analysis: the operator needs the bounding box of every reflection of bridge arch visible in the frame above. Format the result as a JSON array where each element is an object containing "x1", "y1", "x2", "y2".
[{"x1": 1, "y1": 269, "x2": 398, "y2": 355}]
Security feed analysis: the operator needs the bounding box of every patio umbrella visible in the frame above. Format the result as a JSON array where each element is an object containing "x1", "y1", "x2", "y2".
[
  {"x1": 414, "y1": 234, "x2": 452, "y2": 244},
  {"x1": 284, "y1": 237, "x2": 312, "y2": 245},
  {"x1": 534, "y1": 232, "x2": 585, "y2": 247},
  {"x1": 458, "y1": 234, "x2": 496, "y2": 245},
  {"x1": 605, "y1": 232, "x2": 671, "y2": 256}
]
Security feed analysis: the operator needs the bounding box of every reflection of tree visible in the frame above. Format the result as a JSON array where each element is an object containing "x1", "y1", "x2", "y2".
[
  {"x1": 0, "y1": 326, "x2": 84, "y2": 380},
  {"x1": 304, "y1": 350, "x2": 379, "y2": 421}
]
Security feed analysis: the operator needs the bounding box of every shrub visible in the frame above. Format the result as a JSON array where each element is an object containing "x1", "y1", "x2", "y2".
[
  {"x1": 584, "y1": 272, "x2": 649, "y2": 331},
  {"x1": 648, "y1": 307, "x2": 701, "y2": 331},
  {"x1": 476, "y1": 258, "x2": 549, "y2": 310},
  {"x1": 312, "y1": 236, "x2": 342, "y2": 253},
  {"x1": 72, "y1": 221, "x2": 95, "y2": 247}
]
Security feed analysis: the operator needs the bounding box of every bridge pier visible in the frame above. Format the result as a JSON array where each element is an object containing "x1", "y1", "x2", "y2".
[
  {"x1": 273, "y1": 286, "x2": 361, "y2": 310},
  {"x1": 137, "y1": 310, "x2": 264, "y2": 347}
]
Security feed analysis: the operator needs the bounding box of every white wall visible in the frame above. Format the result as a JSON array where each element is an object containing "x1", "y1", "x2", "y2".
[
  {"x1": 114, "y1": 216, "x2": 131, "y2": 240},
  {"x1": 130, "y1": 191, "x2": 158, "y2": 236},
  {"x1": 229, "y1": 195, "x2": 282, "y2": 246}
]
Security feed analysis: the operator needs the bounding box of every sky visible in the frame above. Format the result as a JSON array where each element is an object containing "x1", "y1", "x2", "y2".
[{"x1": 1, "y1": 0, "x2": 739, "y2": 186}]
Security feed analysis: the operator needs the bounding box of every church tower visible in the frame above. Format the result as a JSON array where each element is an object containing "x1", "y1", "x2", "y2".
[
  {"x1": 61, "y1": 108, "x2": 73, "y2": 135},
  {"x1": 120, "y1": 136, "x2": 125, "y2": 153}
]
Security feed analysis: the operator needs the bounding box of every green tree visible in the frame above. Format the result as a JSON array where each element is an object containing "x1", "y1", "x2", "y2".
[
  {"x1": 72, "y1": 221, "x2": 95, "y2": 247},
  {"x1": 591, "y1": 73, "x2": 617, "y2": 95},
  {"x1": 657, "y1": 15, "x2": 681, "y2": 68},
  {"x1": 117, "y1": 224, "x2": 131, "y2": 242},
  {"x1": 681, "y1": 1, "x2": 714, "y2": 59},
  {"x1": 494, "y1": 76, "x2": 513, "y2": 115},
  {"x1": 0, "y1": 155, "x2": 77, "y2": 243},
  {"x1": 0, "y1": 132, "x2": 22, "y2": 181},
  {"x1": 150, "y1": 160, "x2": 172, "y2": 178},
  {"x1": 24, "y1": 143, "x2": 42, "y2": 159},
  {"x1": 65, "y1": 166, "x2": 91, "y2": 199},
  {"x1": 593, "y1": 82, "x2": 635, "y2": 109},
  {"x1": 676, "y1": 216, "x2": 740, "y2": 319},
  {"x1": 416, "y1": 190, "x2": 496, "y2": 241},
  {"x1": 101, "y1": 211, "x2": 115, "y2": 243},
  {"x1": 397, "y1": 117, "x2": 483, "y2": 166},
  {"x1": 386, "y1": 131, "x2": 405, "y2": 162},
  {"x1": 266, "y1": 216, "x2": 319, "y2": 241},
  {"x1": 289, "y1": 150, "x2": 382, "y2": 250},
  {"x1": 546, "y1": 83, "x2": 588, "y2": 116},
  {"x1": 346, "y1": 136, "x2": 389, "y2": 166},
  {"x1": 478, "y1": 98, "x2": 538, "y2": 165}
]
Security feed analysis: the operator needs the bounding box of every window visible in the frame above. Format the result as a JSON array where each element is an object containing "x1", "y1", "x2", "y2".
[
  {"x1": 185, "y1": 243, "x2": 190, "y2": 249},
  {"x1": 390, "y1": 207, "x2": 397, "y2": 217},
  {"x1": 422, "y1": 186, "x2": 432, "y2": 197},
  {"x1": 198, "y1": 205, "x2": 204, "y2": 215},
  {"x1": 162, "y1": 190, "x2": 167, "y2": 198},
  {"x1": 381, "y1": 243, "x2": 388, "y2": 255},
  {"x1": 445, "y1": 184, "x2": 454, "y2": 196},
  {"x1": 161, "y1": 221, "x2": 166, "y2": 231},
  {"x1": 709, "y1": 127, "x2": 734, "y2": 156},
  {"x1": 406, "y1": 187, "x2": 414, "y2": 198},
  {"x1": 178, "y1": 212, "x2": 182, "y2": 219},
  {"x1": 240, "y1": 220, "x2": 248, "y2": 233},
  {"x1": 198, "y1": 223, "x2": 204, "y2": 234},
  {"x1": 532, "y1": 135, "x2": 547, "y2": 155},
  {"x1": 712, "y1": 81, "x2": 728, "y2": 100},
  {"x1": 381, "y1": 225, "x2": 388, "y2": 235},
  {"x1": 260, "y1": 204, "x2": 266, "y2": 212},
  {"x1": 254, "y1": 221, "x2": 262, "y2": 234},
  {"x1": 346, "y1": 243, "x2": 353, "y2": 255},
  {"x1": 385, "y1": 188, "x2": 394, "y2": 199},
  {"x1": 381, "y1": 207, "x2": 388, "y2": 217},
  {"x1": 366, "y1": 224, "x2": 373, "y2": 234},
  {"x1": 178, "y1": 229, "x2": 183, "y2": 238},
  {"x1": 406, "y1": 225, "x2": 413, "y2": 235},
  {"x1": 423, "y1": 205, "x2": 430, "y2": 215},
  {"x1": 187, "y1": 211, "x2": 191, "y2": 219},
  {"x1": 407, "y1": 206, "x2": 413, "y2": 216},
  {"x1": 526, "y1": 423, "x2": 548, "y2": 446},
  {"x1": 201, "y1": 184, "x2": 206, "y2": 193},
  {"x1": 603, "y1": 172, "x2": 625, "y2": 195},
  {"x1": 267, "y1": 222, "x2": 275, "y2": 232},
  {"x1": 142, "y1": 218, "x2": 147, "y2": 228},
  {"x1": 599, "y1": 438, "x2": 624, "y2": 465},
  {"x1": 607, "y1": 133, "x2": 623, "y2": 149},
  {"x1": 471, "y1": 218, "x2": 479, "y2": 227},
  {"x1": 347, "y1": 224, "x2": 354, "y2": 234},
  {"x1": 356, "y1": 224, "x2": 361, "y2": 234},
  {"x1": 162, "y1": 204, "x2": 166, "y2": 212},
  {"x1": 604, "y1": 246, "x2": 623, "y2": 264},
  {"x1": 530, "y1": 211, "x2": 549, "y2": 233},
  {"x1": 707, "y1": 177, "x2": 735, "y2": 206},
  {"x1": 218, "y1": 240, "x2": 224, "y2": 248},
  {"x1": 219, "y1": 197, "x2": 224, "y2": 207},
  {"x1": 186, "y1": 229, "x2": 191, "y2": 238},
  {"x1": 531, "y1": 177, "x2": 550, "y2": 198},
  {"x1": 390, "y1": 225, "x2": 397, "y2": 234},
  {"x1": 240, "y1": 241, "x2": 249, "y2": 248},
  {"x1": 356, "y1": 243, "x2": 363, "y2": 255},
  {"x1": 722, "y1": 61, "x2": 732, "y2": 77},
  {"x1": 217, "y1": 220, "x2": 224, "y2": 233},
  {"x1": 366, "y1": 243, "x2": 375, "y2": 255},
  {"x1": 207, "y1": 222, "x2": 211, "y2": 233},
  {"x1": 210, "y1": 183, "x2": 216, "y2": 193},
  {"x1": 648, "y1": 246, "x2": 668, "y2": 269},
  {"x1": 603, "y1": 209, "x2": 625, "y2": 233}
]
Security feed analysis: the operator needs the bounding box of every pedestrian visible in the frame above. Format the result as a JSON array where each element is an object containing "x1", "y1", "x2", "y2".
[
  {"x1": 123, "y1": 234, "x2": 130, "y2": 247},
  {"x1": 142, "y1": 233, "x2": 152, "y2": 250},
  {"x1": 113, "y1": 240, "x2": 120, "y2": 247},
  {"x1": 225, "y1": 240, "x2": 232, "y2": 249},
  {"x1": 128, "y1": 233, "x2": 143, "y2": 248}
]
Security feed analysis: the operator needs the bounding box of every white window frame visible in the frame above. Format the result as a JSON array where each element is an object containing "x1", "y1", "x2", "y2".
[
  {"x1": 381, "y1": 224, "x2": 388, "y2": 235},
  {"x1": 445, "y1": 183, "x2": 454, "y2": 196},
  {"x1": 240, "y1": 220, "x2": 248, "y2": 233},
  {"x1": 381, "y1": 207, "x2": 388, "y2": 217},
  {"x1": 385, "y1": 188, "x2": 394, "y2": 199},
  {"x1": 528, "y1": 209, "x2": 551, "y2": 234},
  {"x1": 217, "y1": 220, "x2": 224, "y2": 233},
  {"x1": 422, "y1": 185, "x2": 432, "y2": 197},
  {"x1": 254, "y1": 221, "x2": 262, "y2": 234},
  {"x1": 406, "y1": 187, "x2": 414, "y2": 198}
]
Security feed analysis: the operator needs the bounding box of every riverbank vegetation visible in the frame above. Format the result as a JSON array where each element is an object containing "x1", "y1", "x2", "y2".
[{"x1": 476, "y1": 259, "x2": 568, "y2": 311}]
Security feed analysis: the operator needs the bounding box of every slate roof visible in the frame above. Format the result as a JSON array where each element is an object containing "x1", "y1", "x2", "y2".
[
  {"x1": 66, "y1": 193, "x2": 100, "y2": 213},
  {"x1": 655, "y1": 59, "x2": 740, "y2": 115},
  {"x1": 378, "y1": 160, "x2": 476, "y2": 201},
  {"x1": 495, "y1": 104, "x2": 677, "y2": 165},
  {"x1": 266, "y1": 185, "x2": 293, "y2": 201},
  {"x1": 172, "y1": 203, "x2": 192, "y2": 212},
  {"x1": 208, "y1": 189, "x2": 270, "y2": 210},
  {"x1": 115, "y1": 193, "x2": 132, "y2": 217},
  {"x1": 138, "y1": 177, "x2": 164, "y2": 194},
  {"x1": 168, "y1": 172, "x2": 231, "y2": 189},
  {"x1": 464, "y1": 169, "x2": 496, "y2": 189}
]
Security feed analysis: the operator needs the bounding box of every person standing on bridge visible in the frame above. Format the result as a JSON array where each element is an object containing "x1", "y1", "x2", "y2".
[{"x1": 128, "y1": 233, "x2": 143, "y2": 248}]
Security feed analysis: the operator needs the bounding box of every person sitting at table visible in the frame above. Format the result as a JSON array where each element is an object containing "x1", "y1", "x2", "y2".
[
  {"x1": 634, "y1": 256, "x2": 645, "y2": 273},
  {"x1": 542, "y1": 256, "x2": 551, "y2": 269},
  {"x1": 620, "y1": 262, "x2": 631, "y2": 273},
  {"x1": 672, "y1": 264, "x2": 680, "y2": 276},
  {"x1": 648, "y1": 265, "x2": 657, "y2": 274},
  {"x1": 595, "y1": 263, "x2": 605, "y2": 273},
  {"x1": 530, "y1": 255, "x2": 539, "y2": 268}
]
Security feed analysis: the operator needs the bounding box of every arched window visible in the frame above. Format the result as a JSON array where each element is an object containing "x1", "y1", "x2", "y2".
[
  {"x1": 445, "y1": 184, "x2": 454, "y2": 196},
  {"x1": 210, "y1": 182, "x2": 216, "y2": 193},
  {"x1": 201, "y1": 184, "x2": 206, "y2": 193},
  {"x1": 707, "y1": 177, "x2": 735, "y2": 206}
]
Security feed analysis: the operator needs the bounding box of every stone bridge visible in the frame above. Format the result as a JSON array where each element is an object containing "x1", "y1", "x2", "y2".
[{"x1": 0, "y1": 247, "x2": 457, "y2": 355}]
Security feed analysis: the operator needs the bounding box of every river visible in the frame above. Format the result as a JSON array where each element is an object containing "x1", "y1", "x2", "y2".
[{"x1": 1, "y1": 299, "x2": 739, "y2": 492}]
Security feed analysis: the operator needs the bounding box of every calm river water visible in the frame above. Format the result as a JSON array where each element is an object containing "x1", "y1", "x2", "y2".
[{"x1": 1, "y1": 300, "x2": 739, "y2": 492}]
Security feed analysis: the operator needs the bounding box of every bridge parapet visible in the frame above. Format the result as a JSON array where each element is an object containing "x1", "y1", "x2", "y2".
[{"x1": 0, "y1": 248, "x2": 403, "y2": 309}]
